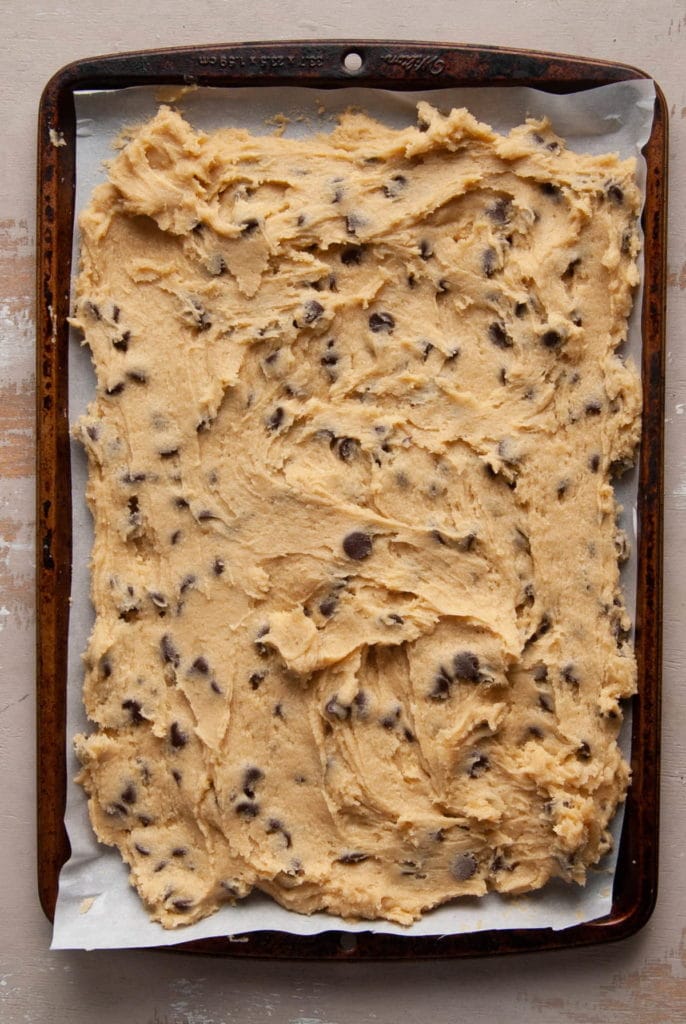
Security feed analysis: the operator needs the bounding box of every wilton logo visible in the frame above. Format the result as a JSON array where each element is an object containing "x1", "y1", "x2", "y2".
[{"x1": 381, "y1": 53, "x2": 446, "y2": 75}]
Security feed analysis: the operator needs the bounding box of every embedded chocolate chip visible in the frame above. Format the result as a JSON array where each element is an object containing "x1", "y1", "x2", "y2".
[
  {"x1": 174, "y1": 497, "x2": 189, "y2": 509},
  {"x1": 320, "y1": 352, "x2": 338, "y2": 366},
  {"x1": 122, "y1": 698, "x2": 144, "y2": 724},
  {"x1": 153, "y1": 861, "x2": 167, "y2": 872},
  {"x1": 419, "y1": 239, "x2": 433, "y2": 260},
  {"x1": 527, "y1": 725, "x2": 544, "y2": 739},
  {"x1": 241, "y1": 218, "x2": 259, "y2": 235},
  {"x1": 577, "y1": 741, "x2": 592, "y2": 760},
  {"x1": 242, "y1": 766, "x2": 263, "y2": 799},
  {"x1": 235, "y1": 801, "x2": 260, "y2": 818},
  {"x1": 106, "y1": 382, "x2": 125, "y2": 396},
  {"x1": 249, "y1": 671, "x2": 265, "y2": 690},
  {"x1": 453, "y1": 651, "x2": 481, "y2": 682},
  {"x1": 171, "y1": 769, "x2": 182, "y2": 785},
  {"x1": 452, "y1": 852, "x2": 478, "y2": 881},
  {"x1": 121, "y1": 784, "x2": 137, "y2": 804},
  {"x1": 267, "y1": 406, "x2": 284, "y2": 432},
  {"x1": 514, "y1": 301, "x2": 528, "y2": 318},
  {"x1": 213, "y1": 557, "x2": 225, "y2": 576},
  {"x1": 170, "y1": 530, "x2": 182, "y2": 546},
  {"x1": 561, "y1": 664, "x2": 579, "y2": 686},
  {"x1": 304, "y1": 299, "x2": 324, "y2": 323},
  {"x1": 273, "y1": 702, "x2": 284, "y2": 719},
  {"x1": 383, "y1": 174, "x2": 407, "y2": 198},
  {"x1": 99, "y1": 656, "x2": 112, "y2": 679},
  {"x1": 532, "y1": 663, "x2": 548, "y2": 682},
  {"x1": 191, "y1": 656, "x2": 209, "y2": 674},
  {"x1": 368, "y1": 312, "x2": 395, "y2": 334},
  {"x1": 171, "y1": 899, "x2": 194, "y2": 912},
  {"x1": 325, "y1": 695, "x2": 350, "y2": 721},
  {"x1": 557, "y1": 479, "x2": 569, "y2": 499},
  {"x1": 541, "y1": 182, "x2": 561, "y2": 198},
  {"x1": 340, "y1": 246, "x2": 363, "y2": 265},
  {"x1": 589, "y1": 454, "x2": 601, "y2": 473},
  {"x1": 342, "y1": 531, "x2": 373, "y2": 560},
  {"x1": 127, "y1": 369, "x2": 148, "y2": 385},
  {"x1": 538, "y1": 692, "x2": 555, "y2": 713},
  {"x1": 319, "y1": 596, "x2": 337, "y2": 617},
  {"x1": 171, "y1": 847, "x2": 187, "y2": 858},
  {"x1": 337, "y1": 851, "x2": 369, "y2": 864},
  {"x1": 585, "y1": 400, "x2": 602, "y2": 416},
  {"x1": 606, "y1": 184, "x2": 624, "y2": 204},
  {"x1": 429, "y1": 667, "x2": 452, "y2": 701},
  {"x1": 84, "y1": 301, "x2": 101, "y2": 319},
  {"x1": 179, "y1": 574, "x2": 196, "y2": 594},
  {"x1": 170, "y1": 722, "x2": 188, "y2": 748},
  {"x1": 541, "y1": 329, "x2": 563, "y2": 349},
  {"x1": 336, "y1": 437, "x2": 359, "y2": 462},
  {"x1": 159, "y1": 447, "x2": 179, "y2": 459},
  {"x1": 134, "y1": 843, "x2": 150, "y2": 856},
  {"x1": 488, "y1": 322, "x2": 513, "y2": 349},
  {"x1": 112, "y1": 332, "x2": 130, "y2": 352},
  {"x1": 482, "y1": 248, "x2": 497, "y2": 277},
  {"x1": 487, "y1": 197, "x2": 512, "y2": 223},
  {"x1": 353, "y1": 691, "x2": 368, "y2": 716},
  {"x1": 160, "y1": 634, "x2": 180, "y2": 667},
  {"x1": 266, "y1": 818, "x2": 293, "y2": 848}
]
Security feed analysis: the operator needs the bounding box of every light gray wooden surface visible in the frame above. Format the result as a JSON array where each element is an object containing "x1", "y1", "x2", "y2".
[{"x1": 1, "y1": 2, "x2": 684, "y2": 1021}]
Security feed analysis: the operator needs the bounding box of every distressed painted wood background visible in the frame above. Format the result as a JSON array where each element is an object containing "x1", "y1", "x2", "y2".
[{"x1": 1, "y1": 2, "x2": 684, "y2": 1021}]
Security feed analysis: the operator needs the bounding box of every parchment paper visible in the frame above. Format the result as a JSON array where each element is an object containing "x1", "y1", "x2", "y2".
[{"x1": 52, "y1": 77, "x2": 655, "y2": 950}]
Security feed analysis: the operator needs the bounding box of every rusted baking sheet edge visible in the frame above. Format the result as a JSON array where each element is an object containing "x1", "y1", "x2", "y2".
[{"x1": 36, "y1": 39, "x2": 667, "y2": 959}]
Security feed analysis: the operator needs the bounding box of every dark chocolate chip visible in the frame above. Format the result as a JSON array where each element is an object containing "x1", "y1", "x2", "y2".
[
  {"x1": 561, "y1": 664, "x2": 580, "y2": 687},
  {"x1": 242, "y1": 766, "x2": 263, "y2": 799},
  {"x1": 557, "y1": 479, "x2": 569, "y2": 499},
  {"x1": 606, "y1": 184, "x2": 624, "y2": 204},
  {"x1": 468, "y1": 753, "x2": 490, "y2": 778},
  {"x1": 122, "y1": 698, "x2": 144, "y2": 724},
  {"x1": 487, "y1": 197, "x2": 512, "y2": 224},
  {"x1": 428, "y1": 668, "x2": 452, "y2": 701},
  {"x1": 336, "y1": 437, "x2": 359, "y2": 462},
  {"x1": 562, "y1": 258, "x2": 581, "y2": 281},
  {"x1": 171, "y1": 769, "x2": 182, "y2": 785},
  {"x1": 452, "y1": 852, "x2": 478, "y2": 881},
  {"x1": 527, "y1": 725, "x2": 544, "y2": 739},
  {"x1": 273, "y1": 702, "x2": 285, "y2": 719},
  {"x1": 482, "y1": 248, "x2": 497, "y2": 277},
  {"x1": 320, "y1": 352, "x2": 338, "y2": 367},
  {"x1": 127, "y1": 370, "x2": 148, "y2": 385},
  {"x1": 170, "y1": 722, "x2": 188, "y2": 749},
  {"x1": 112, "y1": 333, "x2": 130, "y2": 352},
  {"x1": 105, "y1": 382, "x2": 125, "y2": 396},
  {"x1": 121, "y1": 784, "x2": 137, "y2": 805},
  {"x1": 319, "y1": 596, "x2": 337, "y2": 617},
  {"x1": 577, "y1": 741, "x2": 592, "y2": 760},
  {"x1": 337, "y1": 851, "x2": 369, "y2": 864},
  {"x1": 267, "y1": 406, "x2": 284, "y2": 432},
  {"x1": 100, "y1": 656, "x2": 112, "y2": 679},
  {"x1": 235, "y1": 801, "x2": 260, "y2": 818},
  {"x1": 514, "y1": 301, "x2": 528, "y2": 317},
  {"x1": 134, "y1": 843, "x2": 150, "y2": 856},
  {"x1": 488, "y1": 322, "x2": 513, "y2": 349},
  {"x1": 171, "y1": 899, "x2": 194, "y2": 912},
  {"x1": 159, "y1": 447, "x2": 179, "y2": 459},
  {"x1": 153, "y1": 861, "x2": 167, "y2": 873},
  {"x1": 419, "y1": 239, "x2": 433, "y2": 260},
  {"x1": 325, "y1": 696, "x2": 350, "y2": 721},
  {"x1": 160, "y1": 634, "x2": 180, "y2": 667},
  {"x1": 538, "y1": 692, "x2": 555, "y2": 713},
  {"x1": 368, "y1": 311, "x2": 395, "y2": 334},
  {"x1": 213, "y1": 557, "x2": 225, "y2": 576},
  {"x1": 340, "y1": 246, "x2": 363, "y2": 265},
  {"x1": 171, "y1": 530, "x2": 182, "y2": 546},
  {"x1": 541, "y1": 329, "x2": 563, "y2": 349},
  {"x1": 342, "y1": 531, "x2": 373, "y2": 560},
  {"x1": 179, "y1": 574, "x2": 196, "y2": 594},
  {"x1": 585, "y1": 400, "x2": 602, "y2": 416},
  {"x1": 241, "y1": 218, "x2": 259, "y2": 235},
  {"x1": 382, "y1": 174, "x2": 407, "y2": 198},
  {"x1": 171, "y1": 847, "x2": 187, "y2": 858},
  {"x1": 304, "y1": 299, "x2": 324, "y2": 323},
  {"x1": 191, "y1": 656, "x2": 209, "y2": 674},
  {"x1": 453, "y1": 651, "x2": 481, "y2": 682},
  {"x1": 541, "y1": 182, "x2": 562, "y2": 198}
]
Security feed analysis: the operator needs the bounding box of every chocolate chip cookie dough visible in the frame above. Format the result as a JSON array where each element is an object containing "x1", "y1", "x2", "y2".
[{"x1": 71, "y1": 102, "x2": 642, "y2": 928}]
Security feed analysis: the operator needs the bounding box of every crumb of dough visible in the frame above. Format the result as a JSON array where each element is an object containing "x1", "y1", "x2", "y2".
[
  {"x1": 72, "y1": 102, "x2": 641, "y2": 929},
  {"x1": 49, "y1": 127, "x2": 66, "y2": 147}
]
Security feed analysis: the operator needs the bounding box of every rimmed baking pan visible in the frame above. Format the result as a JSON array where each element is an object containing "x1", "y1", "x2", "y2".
[{"x1": 36, "y1": 40, "x2": 667, "y2": 958}]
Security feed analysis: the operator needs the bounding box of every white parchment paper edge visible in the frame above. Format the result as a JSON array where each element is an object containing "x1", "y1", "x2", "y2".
[{"x1": 52, "y1": 77, "x2": 655, "y2": 950}]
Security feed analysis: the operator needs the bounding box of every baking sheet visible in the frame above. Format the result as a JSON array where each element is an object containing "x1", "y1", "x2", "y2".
[{"x1": 52, "y1": 77, "x2": 655, "y2": 951}]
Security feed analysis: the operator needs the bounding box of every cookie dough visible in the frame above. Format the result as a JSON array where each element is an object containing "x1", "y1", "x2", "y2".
[{"x1": 72, "y1": 102, "x2": 641, "y2": 928}]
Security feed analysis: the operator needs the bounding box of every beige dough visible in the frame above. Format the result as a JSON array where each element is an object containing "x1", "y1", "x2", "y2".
[{"x1": 72, "y1": 102, "x2": 641, "y2": 928}]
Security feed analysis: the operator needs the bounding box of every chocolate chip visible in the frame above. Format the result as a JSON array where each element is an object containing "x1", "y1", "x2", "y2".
[
  {"x1": 453, "y1": 651, "x2": 480, "y2": 682},
  {"x1": 541, "y1": 329, "x2": 563, "y2": 349},
  {"x1": 383, "y1": 174, "x2": 407, "y2": 198},
  {"x1": 320, "y1": 352, "x2": 338, "y2": 367},
  {"x1": 171, "y1": 847, "x2": 187, "y2": 858},
  {"x1": 532, "y1": 663, "x2": 548, "y2": 682},
  {"x1": 319, "y1": 596, "x2": 337, "y2": 617},
  {"x1": 336, "y1": 437, "x2": 359, "y2": 462},
  {"x1": 249, "y1": 671, "x2": 265, "y2": 690},
  {"x1": 266, "y1": 818, "x2": 293, "y2": 848},
  {"x1": 213, "y1": 557, "x2": 225, "y2": 576},
  {"x1": 105, "y1": 382, "x2": 125, "y2": 396},
  {"x1": 487, "y1": 197, "x2": 511, "y2": 224},
  {"x1": 337, "y1": 851, "x2": 369, "y2": 864},
  {"x1": 174, "y1": 497, "x2": 189, "y2": 510},
  {"x1": 159, "y1": 447, "x2": 179, "y2": 459},
  {"x1": 585, "y1": 400, "x2": 602, "y2": 416},
  {"x1": 112, "y1": 332, "x2": 130, "y2": 352},
  {"x1": 170, "y1": 722, "x2": 188, "y2": 748},
  {"x1": 527, "y1": 725, "x2": 544, "y2": 739},
  {"x1": 607, "y1": 184, "x2": 624, "y2": 204},
  {"x1": 134, "y1": 843, "x2": 150, "y2": 856},
  {"x1": 488, "y1": 322, "x2": 513, "y2": 349},
  {"x1": 179, "y1": 574, "x2": 196, "y2": 594},
  {"x1": 340, "y1": 246, "x2": 363, "y2": 265},
  {"x1": 325, "y1": 696, "x2": 350, "y2": 721},
  {"x1": 121, "y1": 784, "x2": 137, "y2": 804},
  {"x1": 191, "y1": 656, "x2": 209, "y2": 674},
  {"x1": 273, "y1": 703, "x2": 284, "y2": 719},
  {"x1": 304, "y1": 299, "x2": 324, "y2": 323},
  {"x1": 419, "y1": 239, "x2": 433, "y2": 260},
  {"x1": 538, "y1": 692, "x2": 555, "y2": 713},
  {"x1": 171, "y1": 769, "x2": 182, "y2": 785},
  {"x1": 122, "y1": 698, "x2": 144, "y2": 724},
  {"x1": 153, "y1": 861, "x2": 167, "y2": 873},
  {"x1": 589, "y1": 453, "x2": 601, "y2": 473},
  {"x1": 429, "y1": 668, "x2": 452, "y2": 701},
  {"x1": 170, "y1": 530, "x2": 182, "y2": 546},
  {"x1": 577, "y1": 741, "x2": 592, "y2": 760},
  {"x1": 342, "y1": 531, "x2": 373, "y2": 560},
  {"x1": 557, "y1": 479, "x2": 569, "y2": 499},
  {"x1": 562, "y1": 258, "x2": 581, "y2": 281},
  {"x1": 267, "y1": 406, "x2": 284, "y2": 432},
  {"x1": 452, "y1": 852, "x2": 478, "y2": 881},
  {"x1": 561, "y1": 664, "x2": 579, "y2": 687},
  {"x1": 99, "y1": 656, "x2": 112, "y2": 679},
  {"x1": 482, "y1": 248, "x2": 497, "y2": 277},
  {"x1": 541, "y1": 182, "x2": 561, "y2": 198},
  {"x1": 84, "y1": 301, "x2": 102, "y2": 320},
  {"x1": 368, "y1": 311, "x2": 395, "y2": 334},
  {"x1": 160, "y1": 634, "x2": 180, "y2": 667},
  {"x1": 235, "y1": 801, "x2": 260, "y2": 818},
  {"x1": 171, "y1": 899, "x2": 194, "y2": 912},
  {"x1": 126, "y1": 370, "x2": 148, "y2": 385},
  {"x1": 241, "y1": 218, "x2": 259, "y2": 235}
]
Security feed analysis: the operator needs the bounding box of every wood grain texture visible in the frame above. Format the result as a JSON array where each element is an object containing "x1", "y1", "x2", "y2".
[{"x1": 2, "y1": 0, "x2": 685, "y2": 1021}]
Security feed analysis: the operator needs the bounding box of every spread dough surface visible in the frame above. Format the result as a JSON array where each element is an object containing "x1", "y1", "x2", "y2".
[{"x1": 72, "y1": 102, "x2": 641, "y2": 928}]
